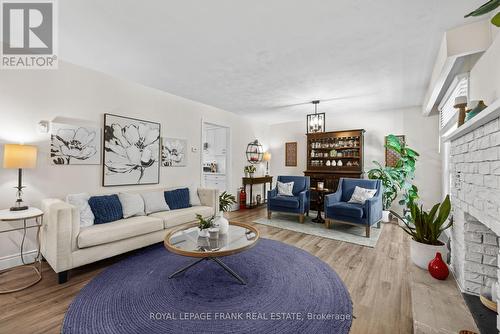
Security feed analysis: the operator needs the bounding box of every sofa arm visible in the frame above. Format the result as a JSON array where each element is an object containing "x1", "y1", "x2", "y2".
[
  {"x1": 324, "y1": 190, "x2": 342, "y2": 207},
  {"x1": 197, "y1": 188, "x2": 219, "y2": 214},
  {"x1": 40, "y1": 199, "x2": 79, "y2": 273},
  {"x1": 268, "y1": 188, "x2": 277, "y2": 199}
]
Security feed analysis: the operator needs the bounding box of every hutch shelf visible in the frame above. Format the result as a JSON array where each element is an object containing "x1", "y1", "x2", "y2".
[{"x1": 304, "y1": 129, "x2": 365, "y2": 211}]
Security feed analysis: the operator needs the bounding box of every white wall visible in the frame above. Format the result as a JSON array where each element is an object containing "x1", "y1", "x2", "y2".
[
  {"x1": 268, "y1": 107, "x2": 442, "y2": 208},
  {"x1": 0, "y1": 61, "x2": 268, "y2": 268},
  {"x1": 469, "y1": 26, "x2": 500, "y2": 106}
]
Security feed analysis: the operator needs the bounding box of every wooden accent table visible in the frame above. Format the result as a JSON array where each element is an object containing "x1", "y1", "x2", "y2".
[
  {"x1": 164, "y1": 222, "x2": 259, "y2": 285},
  {"x1": 242, "y1": 176, "x2": 273, "y2": 209}
]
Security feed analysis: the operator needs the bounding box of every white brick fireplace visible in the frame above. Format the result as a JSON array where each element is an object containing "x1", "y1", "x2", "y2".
[{"x1": 447, "y1": 99, "x2": 500, "y2": 329}]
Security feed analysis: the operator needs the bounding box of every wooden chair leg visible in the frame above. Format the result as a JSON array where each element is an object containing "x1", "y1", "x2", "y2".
[
  {"x1": 299, "y1": 214, "x2": 305, "y2": 224},
  {"x1": 267, "y1": 211, "x2": 272, "y2": 219},
  {"x1": 366, "y1": 225, "x2": 371, "y2": 238},
  {"x1": 325, "y1": 219, "x2": 330, "y2": 229}
]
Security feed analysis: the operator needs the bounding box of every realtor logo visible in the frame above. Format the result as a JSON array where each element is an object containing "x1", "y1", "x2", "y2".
[{"x1": 1, "y1": 0, "x2": 58, "y2": 69}]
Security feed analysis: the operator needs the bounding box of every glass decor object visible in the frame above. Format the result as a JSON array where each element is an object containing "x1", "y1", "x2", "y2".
[
  {"x1": 306, "y1": 100, "x2": 325, "y2": 134},
  {"x1": 480, "y1": 277, "x2": 498, "y2": 312},
  {"x1": 246, "y1": 140, "x2": 263, "y2": 164}
]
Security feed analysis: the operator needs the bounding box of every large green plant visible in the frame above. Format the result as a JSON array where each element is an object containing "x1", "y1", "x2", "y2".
[
  {"x1": 465, "y1": 0, "x2": 500, "y2": 27},
  {"x1": 385, "y1": 134, "x2": 420, "y2": 208},
  {"x1": 391, "y1": 195, "x2": 452, "y2": 245},
  {"x1": 367, "y1": 162, "x2": 400, "y2": 210},
  {"x1": 219, "y1": 191, "x2": 236, "y2": 212}
]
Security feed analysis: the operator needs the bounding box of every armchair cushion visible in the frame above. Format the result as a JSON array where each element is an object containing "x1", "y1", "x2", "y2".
[
  {"x1": 277, "y1": 181, "x2": 294, "y2": 196},
  {"x1": 269, "y1": 195, "x2": 300, "y2": 209},
  {"x1": 326, "y1": 202, "x2": 364, "y2": 219},
  {"x1": 348, "y1": 186, "x2": 377, "y2": 204}
]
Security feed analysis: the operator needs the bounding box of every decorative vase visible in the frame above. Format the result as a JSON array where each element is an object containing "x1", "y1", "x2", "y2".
[
  {"x1": 213, "y1": 212, "x2": 229, "y2": 235},
  {"x1": 428, "y1": 252, "x2": 449, "y2": 280},
  {"x1": 245, "y1": 171, "x2": 249, "y2": 178},
  {"x1": 410, "y1": 239, "x2": 446, "y2": 270},
  {"x1": 198, "y1": 228, "x2": 209, "y2": 238},
  {"x1": 337, "y1": 160, "x2": 343, "y2": 167}
]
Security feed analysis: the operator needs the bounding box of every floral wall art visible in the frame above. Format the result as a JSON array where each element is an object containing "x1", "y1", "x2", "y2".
[
  {"x1": 103, "y1": 114, "x2": 161, "y2": 186},
  {"x1": 50, "y1": 123, "x2": 101, "y2": 165},
  {"x1": 161, "y1": 137, "x2": 187, "y2": 167}
]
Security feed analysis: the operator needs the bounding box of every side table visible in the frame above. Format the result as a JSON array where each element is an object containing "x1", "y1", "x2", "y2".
[
  {"x1": 0, "y1": 207, "x2": 43, "y2": 294},
  {"x1": 311, "y1": 188, "x2": 330, "y2": 224}
]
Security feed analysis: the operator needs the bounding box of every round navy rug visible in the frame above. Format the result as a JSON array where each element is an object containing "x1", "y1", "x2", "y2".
[{"x1": 62, "y1": 239, "x2": 352, "y2": 334}]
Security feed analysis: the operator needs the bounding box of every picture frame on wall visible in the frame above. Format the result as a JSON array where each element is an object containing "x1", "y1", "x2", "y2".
[
  {"x1": 161, "y1": 137, "x2": 187, "y2": 167},
  {"x1": 285, "y1": 142, "x2": 297, "y2": 167},
  {"x1": 385, "y1": 135, "x2": 405, "y2": 167},
  {"x1": 50, "y1": 123, "x2": 101, "y2": 165},
  {"x1": 102, "y1": 113, "x2": 161, "y2": 186}
]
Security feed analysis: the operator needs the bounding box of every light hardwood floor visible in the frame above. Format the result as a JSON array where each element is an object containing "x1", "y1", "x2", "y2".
[{"x1": 0, "y1": 208, "x2": 412, "y2": 334}]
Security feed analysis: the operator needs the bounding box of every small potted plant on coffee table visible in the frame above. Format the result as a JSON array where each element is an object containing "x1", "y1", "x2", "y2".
[
  {"x1": 391, "y1": 195, "x2": 452, "y2": 270},
  {"x1": 214, "y1": 191, "x2": 237, "y2": 235},
  {"x1": 196, "y1": 214, "x2": 214, "y2": 238}
]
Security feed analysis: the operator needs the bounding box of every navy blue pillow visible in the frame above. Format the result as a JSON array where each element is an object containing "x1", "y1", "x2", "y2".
[
  {"x1": 88, "y1": 194, "x2": 123, "y2": 224},
  {"x1": 164, "y1": 188, "x2": 191, "y2": 210}
]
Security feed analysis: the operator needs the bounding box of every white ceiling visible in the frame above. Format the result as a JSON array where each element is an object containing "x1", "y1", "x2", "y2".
[{"x1": 59, "y1": 0, "x2": 485, "y2": 123}]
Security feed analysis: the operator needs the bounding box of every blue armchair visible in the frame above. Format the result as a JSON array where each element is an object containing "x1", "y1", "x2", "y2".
[
  {"x1": 324, "y1": 178, "x2": 383, "y2": 238},
  {"x1": 267, "y1": 176, "x2": 310, "y2": 223}
]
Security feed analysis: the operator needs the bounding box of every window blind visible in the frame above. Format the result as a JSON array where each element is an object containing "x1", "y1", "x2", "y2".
[{"x1": 438, "y1": 75, "x2": 469, "y2": 130}]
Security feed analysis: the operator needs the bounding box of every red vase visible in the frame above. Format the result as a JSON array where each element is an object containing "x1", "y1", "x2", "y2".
[{"x1": 428, "y1": 252, "x2": 449, "y2": 280}]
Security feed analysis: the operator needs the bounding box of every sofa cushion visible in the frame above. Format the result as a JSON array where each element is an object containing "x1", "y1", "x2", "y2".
[
  {"x1": 66, "y1": 193, "x2": 94, "y2": 228},
  {"x1": 269, "y1": 195, "x2": 299, "y2": 209},
  {"x1": 118, "y1": 192, "x2": 145, "y2": 218},
  {"x1": 141, "y1": 191, "x2": 170, "y2": 214},
  {"x1": 149, "y1": 206, "x2": 214, "y2": 228},
  {"x1": 88, "y1": 194, "x2": 123, "y2": 224},
  {"x1": 327, "y1": 202, "x2": 364, "y2": 219},
  {"x1": 77, "y1": 216, "x2": 164, "y2": 248},
  {"x1": 164, "y1": 188, "x2": 191, "y2": 210}
]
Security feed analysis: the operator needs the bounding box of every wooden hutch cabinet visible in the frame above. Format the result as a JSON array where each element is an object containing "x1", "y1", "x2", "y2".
[{"x1": 304, "y1": 129, "x2": 365, "y2": 211}]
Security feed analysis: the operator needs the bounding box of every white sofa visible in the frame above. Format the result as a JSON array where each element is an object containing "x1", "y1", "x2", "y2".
[{"x1": 40, "y1": 188, "x2": 218, "y2": 283}]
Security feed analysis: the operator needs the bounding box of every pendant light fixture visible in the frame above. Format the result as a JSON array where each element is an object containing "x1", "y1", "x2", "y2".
[{"x1": 306, "y1": 100, "x2": 325, "y2": 133}]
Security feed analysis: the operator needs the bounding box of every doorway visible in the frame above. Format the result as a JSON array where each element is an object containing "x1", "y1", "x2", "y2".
[{"x1": 201, "y1": 122, "x2": 230, "y2": 193}]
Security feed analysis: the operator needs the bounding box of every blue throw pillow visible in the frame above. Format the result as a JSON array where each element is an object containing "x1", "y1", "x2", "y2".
[
  {"x1": 164, "y1": 188, "x2": 191, "y2": 210},
  {"x1": 88, "y1": 194, "x2": 123, "y2": 224}
]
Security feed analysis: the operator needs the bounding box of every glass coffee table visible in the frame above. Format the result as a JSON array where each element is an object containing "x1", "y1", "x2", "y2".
[{"x1": 164, "y1": 222, "x2": 259, "y2": 285}]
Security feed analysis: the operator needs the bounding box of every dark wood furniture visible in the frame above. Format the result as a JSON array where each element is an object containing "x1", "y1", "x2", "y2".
[
  {"x1": 242, "y1": 176, "x2": 273, "y2": 209},
  {"x1": 304, "y1": 129, "x2": 365, "y2": 211},
  {"x1": 310, "y1": 187, "x2": 330, "y2": 224}
]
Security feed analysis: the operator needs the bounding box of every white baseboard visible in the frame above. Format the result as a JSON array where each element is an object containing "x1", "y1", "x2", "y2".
[{"x1": 0, "y1": 249, "x2": 38, "y2": 270}]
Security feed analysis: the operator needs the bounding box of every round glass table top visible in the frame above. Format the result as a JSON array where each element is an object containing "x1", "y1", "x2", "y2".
[{"x1": 164, "y1": 222, "x2": 259, "y2": 258}]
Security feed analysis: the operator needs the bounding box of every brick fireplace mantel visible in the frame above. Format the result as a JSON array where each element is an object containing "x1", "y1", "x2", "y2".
[{"x1": 446, "y1": 99, "x2": 500, "y2": 331}]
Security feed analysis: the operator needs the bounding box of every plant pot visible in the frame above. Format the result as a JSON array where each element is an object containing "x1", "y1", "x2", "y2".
[
  {"x1": 244, "y1": 172, "x2": 249, "y2": 178},
  {"x1": 198, "y1": 228, "x2": 209, "y2": 238},
  {"x1": 410, "y1": 239, "x2": 446, "y2": 270},
  {"x1": 382, "y1": 210, "x2": 391, "y2": 223},
  {"x1": 213, "y1": 212, "x2": 229, "y2": 235}
]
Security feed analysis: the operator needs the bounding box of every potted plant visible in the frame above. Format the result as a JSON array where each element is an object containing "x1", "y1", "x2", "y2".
[
  {"x1": 385, "y1": 134, "x2": 420, "y2": 210},
  {"x1": 196, "y1": 213, "x2": 214, "y2": 237},
  {"x1": 244, "y1": 165, "x2": 256, "y2": 178},
  {"x1": 391, "y1": 195, "x2": 452, "y2": 269},
  {"x1": 213, "y1": 191, "x2": 237, "y2": 234},
  {"x1": 367, "y1": 161, "x2": 400, "y2": 222}
]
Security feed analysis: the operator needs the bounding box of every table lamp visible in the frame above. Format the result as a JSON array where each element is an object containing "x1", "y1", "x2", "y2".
[
  {"x1": 263, "y1": 151, "x2": 271, "y2": 176},
  {"x1": 3, "y1": 144, "x2": 37, "y2": 211}
]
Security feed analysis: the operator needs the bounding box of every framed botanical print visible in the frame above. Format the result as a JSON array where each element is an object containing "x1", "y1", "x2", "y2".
[
  {"x1": 102, "y1": 113, "x2": 161, "y2": 186},
  {"x1": 285, "y1": 142, "x2": 297, "y2": 167},
  {"x1": 161, "y1": 137, "x2": 187, "y2": 167},
  {"x1": 50, "y1": 123, "x2": 101, "y2": 165},
  {"x1": 385, "y1": 135, "x2": 405, "y2": 167}
]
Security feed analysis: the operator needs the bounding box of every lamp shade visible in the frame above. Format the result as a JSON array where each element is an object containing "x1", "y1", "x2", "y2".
[
  {"x1": 263, "y1": 152, "x2": 271, "y2": 161},
  {"x1": 3, "y1": 144, "x2": 38, "y2": 169}
]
